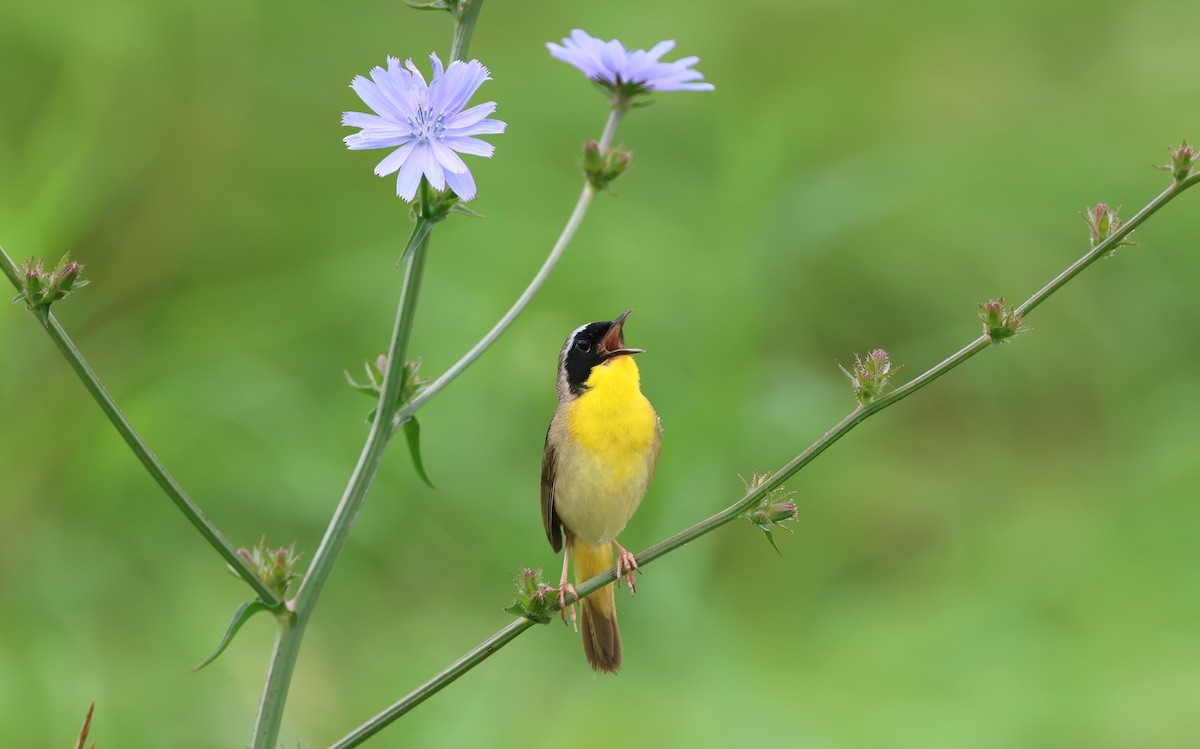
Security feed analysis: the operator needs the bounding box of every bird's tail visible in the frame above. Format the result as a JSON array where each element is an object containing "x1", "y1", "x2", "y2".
[{"x1": 572, "y1": 539, "x2": 621, "y2": 674}]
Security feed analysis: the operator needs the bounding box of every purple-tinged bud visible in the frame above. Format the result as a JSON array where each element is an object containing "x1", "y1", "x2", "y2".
[
  {"x1": 581, "y1": 140, "x2": 632, "y2": 190},
  {"x1": 506, "y1": 566, "x2": 553, "y2": 624},
  {"x1": 978, "y1": 297, "x2": 1027, "y2": 344},
  {"x1": 18, "y1": 258, "x2": 46, "y2": 304},
  {"x1": 229, "y1": 538, "x2": 302, "y2": 598},
  {"x1": 47, "y1": 260, "x2": 88, "y2": 302},
  {"x1": 740, "y1": 473, "x2": 799, "y2": 555},
  {"x1": 839, "y1": 348, "x2": 899, "y2": 406},
  {"x1": 1082, "y1": 203, "x2": 1121, "y2": 248},
  {"x1": 1155, "y1": 140, "x2": 1197, "y2": 183},
  {"x1": 751, "y1": 499, "x2": 799, "y2": 527}
]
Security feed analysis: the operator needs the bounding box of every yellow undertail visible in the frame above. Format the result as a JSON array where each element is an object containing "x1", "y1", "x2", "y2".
[{"x1": 573, "y1": 539, "x2": 621, "y2": 674}]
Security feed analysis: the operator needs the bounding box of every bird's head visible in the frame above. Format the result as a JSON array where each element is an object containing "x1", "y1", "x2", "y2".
[{"x1": 559, "y1": 309, "x2": 644, "y2": 395}]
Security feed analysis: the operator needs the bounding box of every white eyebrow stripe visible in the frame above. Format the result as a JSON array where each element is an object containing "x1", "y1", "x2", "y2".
[
  {"x1": 559, "y1": 323, "x2": 591, "y2": 369},
  {"x1": 567, "y1": 323, "x2": 589, "y2": 341}
]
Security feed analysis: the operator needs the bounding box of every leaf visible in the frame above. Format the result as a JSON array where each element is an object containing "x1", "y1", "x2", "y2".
[
  {"x1": 761, "y1": 527, "x2": 783, "y2": 557},
  {"x1": 192, "y1": 601, "x2": 270, "y2": 672},
  {"x1": 505, "y1": 602, "x2": 551, "y2": 625},
  {"x1": 396, "y1": 219, "x2": 433, "y2": 267},
  {"x1": 448, "y1": 203, "x2": 485, "y2": 219},
  {"x1": 73, "y1": 700, "x2": 95, "y2": 749},
  {"x1": 400, "y1": 0, "x2": 452, "y2": 11},
  {"x1": 401, "y1": 417, "x2": 435, "y2": 489},
  {"x1": 343, "y1": 368, "x2": 378, "y2": 397}
]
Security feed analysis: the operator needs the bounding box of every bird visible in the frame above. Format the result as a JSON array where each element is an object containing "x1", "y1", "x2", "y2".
[{"x1": 541, "y1": 309, "x2": 661, "y2": 674}]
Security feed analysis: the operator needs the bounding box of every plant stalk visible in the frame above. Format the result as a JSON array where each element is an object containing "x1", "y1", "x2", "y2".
[
  {"x1": 450, "y1": 0, "x2": 483, "y2": 63},
  {"x1": 398, "y1": 105, "x2": 623, "y2": 421},
  {"x1": 250, "y1": 228, "x2": 431, "y2": 749},
  {"x1": 0, "y1": 246, "x2": 282, "y2": 608}
]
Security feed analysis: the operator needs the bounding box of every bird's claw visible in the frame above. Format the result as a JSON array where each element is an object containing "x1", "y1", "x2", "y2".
[
  {"x1": 557, "y1": 582, "x2": 579, "y2": 631},
  {"x1": 613, "y1": 543, "x2": 640, "y2": 596}
]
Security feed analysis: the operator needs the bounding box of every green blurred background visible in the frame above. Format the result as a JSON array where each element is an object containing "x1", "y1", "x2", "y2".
[{"x1": 2, "y1": 0, "x2": 1199, "y2": 746}]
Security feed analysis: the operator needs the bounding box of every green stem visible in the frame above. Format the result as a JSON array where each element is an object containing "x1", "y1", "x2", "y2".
[
  {"x1": 398, "y1": 106, "x2": 624, "y2": 422},
  {"x1": 251, "y1": 7, "x2": 492, "y2": 742},
  {"x1": 328, "y1": 619, "x2": 535, "y2": 749},
  {"x1": 325, "y1": 173, "x2": 1199, "y2": 748},
  {"x1": 597, "y1": 106, "x2": 623, "y2": 153},
  {"x1": 0, "y1": 246, "x2": 282, "y2": 608},
  {"x1": 449, "y1": 0, "x2": 483, "y2": 62},
  {"x1": 250, "y1": 227, "x2": 431, "y2": 749},
  {"x1": 1017, "y1": 174, "x2": 1199, "y2": 316}
]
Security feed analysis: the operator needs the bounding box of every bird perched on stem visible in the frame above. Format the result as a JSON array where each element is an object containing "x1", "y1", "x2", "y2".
[{"x1": 542, "y1": 309, "x2": 661, "y2": 673}]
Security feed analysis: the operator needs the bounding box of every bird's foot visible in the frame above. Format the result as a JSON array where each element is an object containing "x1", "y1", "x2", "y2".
[
  {"x1": 556, "y1": 581, "x2": 579, "y2": 631},
  {"x1": 613, "y1": 541, "x2": 641, "y2": 595}
]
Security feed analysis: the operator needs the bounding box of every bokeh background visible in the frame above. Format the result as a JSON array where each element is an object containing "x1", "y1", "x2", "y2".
[{"x1": 2, "y1": 0, "x2": 1199, "y2": 746}]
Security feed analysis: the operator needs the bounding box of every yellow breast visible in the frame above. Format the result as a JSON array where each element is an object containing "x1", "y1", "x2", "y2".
[
  {"x1": 565, "y1": 356, "x2": 658, "y2": 477},
  {"x1": 555, "y1": 355, "x2": 660, "y2": 544}
]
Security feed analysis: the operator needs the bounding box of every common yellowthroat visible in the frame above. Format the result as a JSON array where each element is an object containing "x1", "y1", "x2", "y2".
[{"x1": 541, "y1": 309, "x2": 661, "y2": 673}]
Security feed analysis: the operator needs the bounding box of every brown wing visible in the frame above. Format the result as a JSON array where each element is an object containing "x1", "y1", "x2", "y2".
[{"x1": 541, "y1": 428, "x2": 563, "y2": 552}]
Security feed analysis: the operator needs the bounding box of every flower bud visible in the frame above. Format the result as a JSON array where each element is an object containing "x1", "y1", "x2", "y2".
[
  {"x1": 505, "y1": 566, "x2": 553, "y2": 624},
  {"x1": 839, "y1": 348, "x2": 898, "y2": 406},
  {"x1": 1083, "y1": 204, "x2": 1119, "y2": 247},
  {"x1": 740, "y1": 473, "x2": 799, "y2": 555},
  {"x1": 755, "y1": 499, "x2": 798, "y2": 525},
  {"x1": 582, "y1": 140, "x2": 632, "y2": 190},
  {"x1": 1155, "y1": 140, "x2": 1197, "y2": 183},
  {"x1": 15, "y1": 254, "x2": 88, "y2": 309},
  {"x1": 18, "y1": 258, "x2": 45, "y2": 304},
  {"x1": 978, "y1": 297, "x2": 1027, "y2": 344},
  {"x1": 47, "y1": 260, "x2": 88, "y2": 302},
  {"x1": 232, "y1": 538, "x2": 302, "y2": 599}
]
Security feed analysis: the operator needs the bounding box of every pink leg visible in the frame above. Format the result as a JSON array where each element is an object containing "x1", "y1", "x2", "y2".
[
  {"x1": 612, "y1": 540, "x2": 641, "y2": 596},
  {"x1": 557, "y1": 541, "x2": 579, "y2": 631}
]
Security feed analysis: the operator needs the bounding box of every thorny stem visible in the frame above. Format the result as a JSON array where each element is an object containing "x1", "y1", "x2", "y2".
[
  {"x1": 0, "y1": 246, "x2": 283, "y2": 609},
  {"x1": 398, "y1": 105, "x2": 623, "y2": 421},
  {"x1": 325, "y1": 172, "x2": 1200, "y2": 749}
]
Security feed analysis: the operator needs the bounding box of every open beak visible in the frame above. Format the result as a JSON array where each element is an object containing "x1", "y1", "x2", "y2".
[{"x1": 598, "y1": 309, "x2": 645, "y2": 360}]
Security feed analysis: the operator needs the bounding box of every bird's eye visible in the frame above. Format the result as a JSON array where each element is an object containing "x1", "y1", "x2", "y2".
[{"x1": 575, "y1": 338, "x2": 591, "y2": 353}]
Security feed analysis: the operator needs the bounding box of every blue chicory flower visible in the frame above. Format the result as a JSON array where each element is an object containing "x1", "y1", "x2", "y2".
[
  {"x1": 547, "y1": 29, "x2": 714, "y2": 98},
  {"x1": 342, "y1": 53, "x2": 505, "y2": 202}
]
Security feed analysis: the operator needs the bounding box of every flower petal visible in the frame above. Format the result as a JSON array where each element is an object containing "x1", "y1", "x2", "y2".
[
  {"x1": 444, "y1": 163, "x2": 477, "y2": 201},
  {"x1": 430, "y1": 139, "x2": 469, "y2": 173},
  {"x1": 646, "y1": 39, "x2": 676, "y2": 61},
  {"x1": 344, "y1": 128, "x2": 411, "y2": 150},
  {"x1": 374, "y1": 141, "x2": 417, "y2": 177},
  {"x1": 439, "y1": 59, "x2": 491, "y2": 116},
  {"x1": 446, "y1": 101, "x2": 496, "y2": 130},
  {"x1": 349, "y1": 75, "x2": 401, "y2": 120},
  {"x1": 420, "y1": 143, "x2": 445, "y2": 191},
  {"x1": 395, "y1": 152, "x2": 425, "y2": 201},
  {"x1": 451, "y1": 118, "x2": 504, "y2": 137},
  {"x1": 442, "y1": 135, "x2": 495, "y2": 158}
]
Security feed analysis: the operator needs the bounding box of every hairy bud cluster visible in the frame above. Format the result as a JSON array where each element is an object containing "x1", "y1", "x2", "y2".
[
  {"x1": 14, "y1": 253, "x2": 89, "y2": 310},
  {"x1": 234, "y1": 539, "x2": 302, "y2": 599},
  {"x1": 582, "y1": 140, "x2": 632, "y2": 190},
  {"x1": 978, "y1": 297, "x2": 1028, "y2": 344},
  {"x1": 839, "y1": 349, "x2": 898, "y2": 406},
  {"x1": 505, "y1": 566, "x2": 555, "y2": 624}
]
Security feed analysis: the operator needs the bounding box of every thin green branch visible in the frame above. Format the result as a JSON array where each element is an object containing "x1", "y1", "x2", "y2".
[
  {"x1": 0, "y1": 245, "x2": 283, "y2": 608},
  {"x1": 327, "y1": 619, "x2": 535, "y2": 749},
  {"x1": 325, "y1": 172, "x2": 1199, "y2": 749},
  {"x1": 449, "y1": 0, "x2": 483, "y2": 63},
  {"x1": 398, "y1": 106, "x2": 623, "y2": 422},
  {"x1": 250, "y1": 226, "x2": 432, "y2": 749}
]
